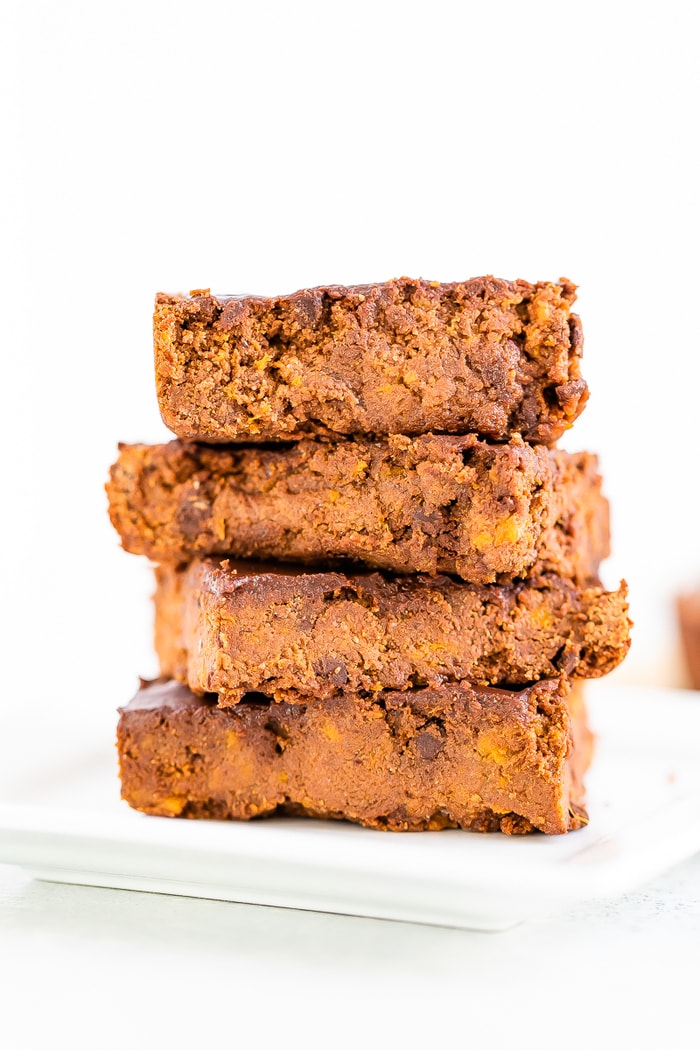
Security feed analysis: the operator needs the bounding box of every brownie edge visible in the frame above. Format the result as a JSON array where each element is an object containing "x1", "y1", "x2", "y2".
[
  {"x1": 107, "y1": 436, "x2": 609, "y2": 584},
  {"x1": 154, "y1": 559, "x2": 631, "y2": 701},
  {"x1": 154, "y1": 276, "x2": 587, "y2": 444},
  {"x1": 117, "y1": 678, "x2": 589, "y2": 835}
]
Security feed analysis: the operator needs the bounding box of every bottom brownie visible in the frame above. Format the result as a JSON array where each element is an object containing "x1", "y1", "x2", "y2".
[{"x1": 117, "y1": 678, "x2": 590, "y2": 834}]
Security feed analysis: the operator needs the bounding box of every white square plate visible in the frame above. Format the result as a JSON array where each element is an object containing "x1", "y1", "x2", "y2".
[{"x1": 1, "y1": 683, "x2": 699, "y2": 930}]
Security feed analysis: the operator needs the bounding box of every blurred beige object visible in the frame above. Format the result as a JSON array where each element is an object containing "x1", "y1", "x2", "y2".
[{"x1": 677, "y1": 591, "x2": 700, "y2": 689}]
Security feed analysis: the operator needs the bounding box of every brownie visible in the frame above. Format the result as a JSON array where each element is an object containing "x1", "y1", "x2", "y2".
[
  {"x1": 154, "y1": 277, "x2": 587, "y2": 444},
  {"x1": 155, "y1": 559, "x2": 631, "y2": 702},
  {"x1": 117, "y1": 677, "x2": 589, "y2": 834},
  {"x1": 107, "y1": 436, "x2": 609, "y2": 584},
  {"x1": 677, "y1": 590, "x2": 700, "y2": 688}
]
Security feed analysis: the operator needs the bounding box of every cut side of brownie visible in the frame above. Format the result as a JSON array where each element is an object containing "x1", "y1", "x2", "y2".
[
  {"x1": 117, "y1": 678, "x2": 590, "y2": 835},
  {"x1": 154, "y1": 277, "x2": 587, "y2": 444},
  {"x1": 155, "y1": 559, "x2": 631, "y2": 702},
  {"x1": 107, "y1": 435, "x2": 609, "y2": 584}
]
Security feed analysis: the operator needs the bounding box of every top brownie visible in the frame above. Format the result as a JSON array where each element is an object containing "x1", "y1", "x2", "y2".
[{"x1": 154, "y1": 276, "x2": 587, "y2": 444}]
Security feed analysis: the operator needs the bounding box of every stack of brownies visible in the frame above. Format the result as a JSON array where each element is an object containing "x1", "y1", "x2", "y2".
[{"x1": 107, "y1": 276, "x2": 631, "y2": 834}]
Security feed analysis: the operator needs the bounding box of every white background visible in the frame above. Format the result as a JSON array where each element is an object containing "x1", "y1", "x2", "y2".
[{"x1": 1, "y1": 0, "x2": 699, "y2": 717}]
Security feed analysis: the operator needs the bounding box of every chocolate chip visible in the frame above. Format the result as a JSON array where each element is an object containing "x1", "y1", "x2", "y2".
[
  {"x1": 313, "y1": 655, "x2": 348, "y2": 686},
  {"x1": 416, "y1": 732, "x2": 443, "y2": 760}
]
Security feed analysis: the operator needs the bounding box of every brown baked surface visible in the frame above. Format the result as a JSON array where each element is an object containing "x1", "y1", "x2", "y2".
[
  {"x1": 107, "y1": 436, "x2": 609, "y2": 584},
  {"x1": 154, "y1": 277, "x2": 587, "y2": 444},
  {"x1": 117, "y1": 677, "x2": 589, "y2": 834},
  {"x1": 155, "y1": 559, "x2": 631, "y2": 702}
]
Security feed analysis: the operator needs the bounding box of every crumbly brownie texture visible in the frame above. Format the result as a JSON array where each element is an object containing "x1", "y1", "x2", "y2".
[
  {"x1": 117, "y1": 677, "x2": 589, "y2": 834},
  {"x1": 677, "y1": 591, "x2": 700, "y2": 689},
  {"x1": 154, "y1": 277, "x2": 587, "y2": 444},
  {"x1": 107, "y1": 436, "x2": 609, "y2": 584},
  {"x1": 155, "y1": 559, "x2": 631, "y2": 702}
]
